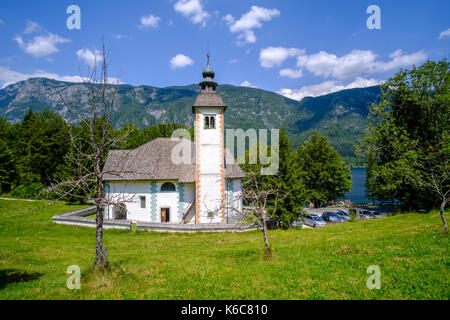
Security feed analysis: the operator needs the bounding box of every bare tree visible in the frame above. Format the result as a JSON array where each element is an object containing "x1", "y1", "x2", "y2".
[
  {"x1": 46, "y1": 40, "x2": 131, "y2": 268},
  {"x1": 225, "y1": 172, "x2": 289, "y2": 256}
]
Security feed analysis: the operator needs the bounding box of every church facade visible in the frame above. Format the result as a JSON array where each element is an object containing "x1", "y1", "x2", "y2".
[{"x1": 102, "y1": 55, "x2": 244, "y2": 224}]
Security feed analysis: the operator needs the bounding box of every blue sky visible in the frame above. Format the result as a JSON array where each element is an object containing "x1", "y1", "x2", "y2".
[{"x1": 0, "y1": 0, "x2": 449, "y2": 100}]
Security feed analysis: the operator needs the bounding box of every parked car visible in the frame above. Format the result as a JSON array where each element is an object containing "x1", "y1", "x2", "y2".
[
  {"x1": 303, "y1": 214, "x2": 327, "y2": 228},
  {"x1": 336, "y1": 208, "x2": 351, "y2": 220},
  {"x1": 322, "y1": 211, "x2": 344, "y2": 223},
  {"x1": 290, "y1": 219, "x2": 303, "y2": 228},
  {"x1": 265, "y1": 219, "x2": 279, "y2": 230},
  {"x1": 358, "y1": 210, "x2": 372, "y2": 220},
  {"x1": 337, "y1": 208, "x2": 349, "y2": 216},
  {"x1": 368, "y1": 210, "x2": 384, "y2": 218},
  {"x1": 336, "y1": 212, "x2": 350, "y2": 221}
]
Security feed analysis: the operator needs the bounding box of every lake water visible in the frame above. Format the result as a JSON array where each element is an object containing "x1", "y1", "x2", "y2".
[{"x1": 344, "y1": 168, "x2": 368, "y2": 204}]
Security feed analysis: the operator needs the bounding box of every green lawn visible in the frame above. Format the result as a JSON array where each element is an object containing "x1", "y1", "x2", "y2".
[{"x1": 0, "y1": 199, "x2": 448, "y2": 300}]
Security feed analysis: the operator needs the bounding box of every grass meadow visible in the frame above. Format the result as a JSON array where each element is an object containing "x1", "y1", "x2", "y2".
[{"x1": 0, "y1": 199, "x2": 448, "y2": 299}]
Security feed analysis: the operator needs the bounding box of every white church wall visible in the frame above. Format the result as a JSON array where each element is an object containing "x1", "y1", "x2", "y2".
[
  {"x1": 224, "y1": 178, "x2": 243, "y2": 222},
  {"x1": 180, "y1": 183, "x2": 195, "y2": 218},
  {"x1": 155, "y1": 180, "x2": 179, "y2": 223},
  {"x1": 232, "y1": 178, "x2": 243, "y2": 215},
  {"x1": 106, "y1": 181, "x2": 152, "y2": 222},
  {"x1": 199, "y1": 145, "x2": 222, "y2": 173},
  {"x1": 105, "y1": 180, "x2": 196, "y2": 223},
  {"x1": 197, "y1": 174, "x2": 225, "y2": 223}
]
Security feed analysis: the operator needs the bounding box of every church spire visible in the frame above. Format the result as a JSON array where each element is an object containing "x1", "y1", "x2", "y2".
[{"x1": 200, "y1": 53, "x2": 217, "y2": 89}]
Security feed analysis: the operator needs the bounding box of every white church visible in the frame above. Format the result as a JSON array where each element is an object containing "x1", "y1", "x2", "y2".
[{"x1": 102, "y1": 55, "x2": 244, "y2": 225}]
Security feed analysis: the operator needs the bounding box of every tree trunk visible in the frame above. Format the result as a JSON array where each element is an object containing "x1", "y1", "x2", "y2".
[
  {"x1": 95, "y1": 173, "x2": 106, "y2": 268},
  {"x1": 262, "y1": 222, "x2": 271, "y2": 255},
  {"x1": 440, "y1": 201, "x2": 448, "y2": 233},
  {"x1": 260, "y1": 211, "x2": 271, "y2": 256},
  {"x1": 95, "y1": 204, "x2": 105, "y2": 267}
]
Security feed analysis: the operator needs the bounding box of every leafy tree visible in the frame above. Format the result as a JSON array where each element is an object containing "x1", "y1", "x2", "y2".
[
  {"x1": 0, "y1": 118, "x2": 17, "y2": 193},
  {"x1": 359, "y1": 59, "x2": 449, "y2": 231},
  {"x1": 13, "y1": 109, "x2": 69, "y2": 187},
  {"x1": 296, "y1": 131, "x2": 352, "y2": 207},
  {"x1": 270, "y1": 127, "x2": 307, "y2": 228},
  {"x1": 0, "y1": 139, "x2": 16, "y2": 193},
  {"x1": 239, "y1": 128, "x2": 307, "y2": 228}
]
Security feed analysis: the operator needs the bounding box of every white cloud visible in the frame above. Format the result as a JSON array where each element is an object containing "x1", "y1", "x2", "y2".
[
  {"x1": 0, "y1": 66, "x2": 122, "y2": 88},
  {"x1": 278, "y1": 77, "x2": 381, "y2": 101},
  {"x1": 240, "y1": 80, "x2": 256, "y2": 88},
  {"x1": 139, "y1": 14, "x2": 161, "y2": 29},
  {"x1": 76, "y1": 48, "x2": 103, "y2": 67},
  {"x1": 174, "y1": 0, "x2": 210, "y2": 27},
  {"x1": 24, "y1": 20, "x2": 41, "y2": 34},
  {"x1": 279, "y1": 68, "x2": 303, "y2": 79},
  {"x1": 369, "y1": 50, "x2": 427, "y2": 74},
  {"x1": 438, "y1": 28, "x2": 450, "y2": 39},
  {"x1": 14, "y1": 33, "x2": 70, "y2": 58},
  {"x1": 0, "y1": 19, "x2": 4, "y2": 25},
  {"x1": 114, "y1": 34, "x2": 131, "y2": 40},
  {"x1": 259, "y1": 46, "x2": 304, "y2": 68},
  {"x1": 170, "y1": 54, "x2": 194, "y2": 69},
  {"x1": 294, "y1": 49, "x2": 427, "y2": 80},
  {"x1": 222, "y1": 14, "x2": 235, "y2": 25},
  {"x1": 228, "y1": 59, "x2": 238, "y2": 64},
  {"x1": 296, "y1": 50, "x2": 377, "y2": 80},
  {"x1": 224, "y1": 6, "x2": 280, "y2": 45}
]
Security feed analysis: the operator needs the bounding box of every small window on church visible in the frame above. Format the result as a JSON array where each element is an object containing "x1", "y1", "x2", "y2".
[
  {"x1": 204, "y1": 115, "x2": 215, "y2": 129},
  {"x1": 140, "y1": 196, "x2": 146, "y2": 209},
  {"x1": 161, "y1": 182, "x2": 176, "y2": 192}
]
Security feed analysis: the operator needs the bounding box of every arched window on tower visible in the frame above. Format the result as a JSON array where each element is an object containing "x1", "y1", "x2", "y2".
[{"x1": 204, "y1": 115, "x2": 216, "y2": 129}]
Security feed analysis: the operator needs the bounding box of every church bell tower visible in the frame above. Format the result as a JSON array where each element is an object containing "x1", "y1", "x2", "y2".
[{"x1": 193, "y1": 54, "x2": 227, "y2": 223}]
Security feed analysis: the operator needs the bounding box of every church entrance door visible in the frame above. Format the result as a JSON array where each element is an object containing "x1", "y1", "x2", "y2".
[{"x1": 161, "y1": 208, "x2": 170, "y2": 223}]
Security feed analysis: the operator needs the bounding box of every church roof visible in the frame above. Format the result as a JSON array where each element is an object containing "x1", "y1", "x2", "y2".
[
  {"x1": 193, "y1": 92, "x2": 226, "y2": 107},
  {"x1": 102, "y1": 138, "x2": 245, "y2": 182}
]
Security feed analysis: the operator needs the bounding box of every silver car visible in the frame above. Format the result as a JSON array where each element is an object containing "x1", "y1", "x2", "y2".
[
  {"x1": 303, "y1": 214, "x2": 327, "y2": 228},
  {"x1": 368, "y1": 210, "x2": 384, "y2": 218},
  {"x1": 358, "y1": 210, "x2": 372, "y2": 220}
]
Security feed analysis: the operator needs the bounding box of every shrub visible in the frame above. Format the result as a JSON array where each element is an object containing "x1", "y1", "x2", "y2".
[{"x1": 10, "y1": 183, "x2": 45, "y2": 199}]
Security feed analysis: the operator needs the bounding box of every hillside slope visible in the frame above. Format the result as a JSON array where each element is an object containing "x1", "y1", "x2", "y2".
[{"x1": 0, "y1": 78, "x2": 381, "y2": 164}]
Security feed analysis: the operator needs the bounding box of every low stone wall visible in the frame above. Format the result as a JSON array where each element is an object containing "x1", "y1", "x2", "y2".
[
  {"x1": 136, "y1": 221, "x2": 256, "y2": 233},
  {"x1": 52, "y1": 206, "x2": 256, "y2": 232},
  {"x1": 52, "y1": 206, "x2": 132, "y2": 230}
]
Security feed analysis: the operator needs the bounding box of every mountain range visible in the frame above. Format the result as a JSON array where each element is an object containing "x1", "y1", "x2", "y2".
[{"x1": 0, "y1": 78, "x2": 382, "y2": 166}]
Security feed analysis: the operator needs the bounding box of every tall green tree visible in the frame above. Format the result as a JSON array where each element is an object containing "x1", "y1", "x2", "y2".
[
  {"x1": 270, "y1": 127, "x2": 307, "y2": 227},
  {"x1": 240, "y1": 127, "x2": 307, "y2": 228},
  {"x1": 358, "y1": 59, "x2": 449, "y2": 231},
  {"x1": 0, "y1": 140, "x2": 16, "y2": 193},
  {"x1": 13, "y1": 109, "x2": 69, "y2": 187},
  {"x1": 296, "y1": 131, "x2": 352, "y2": 207},
  {"x1": 0, "y1": 118, "x2": 17, "y2": 192}
]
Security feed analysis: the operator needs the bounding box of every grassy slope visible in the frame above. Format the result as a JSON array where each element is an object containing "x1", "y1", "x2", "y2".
[{"x1": 0, "y1": 199, "x2": 448, "y2": 300}]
